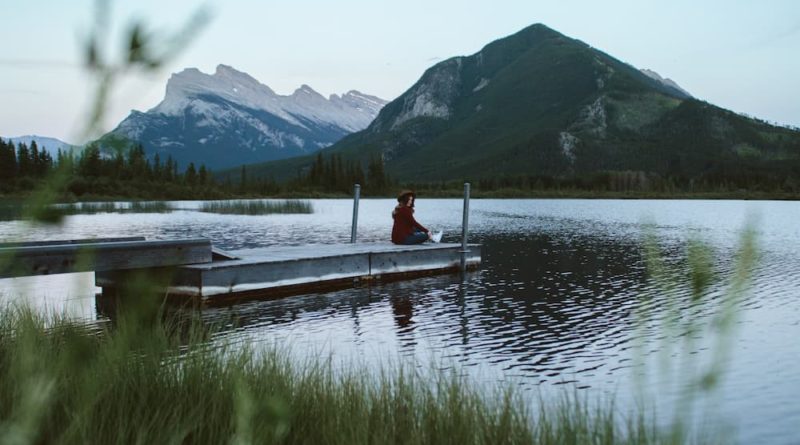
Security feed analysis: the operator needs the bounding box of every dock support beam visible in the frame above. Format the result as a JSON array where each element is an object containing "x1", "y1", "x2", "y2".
[
  {"x1": 460, "y1": 182, "x2": 471, "y2": 272},
  {"x1": 351, "y1": 184, "x2": 361, "y2": 243}
]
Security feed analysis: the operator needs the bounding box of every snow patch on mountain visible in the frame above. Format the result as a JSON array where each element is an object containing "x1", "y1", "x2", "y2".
[
  {"x1": 106, "y1": 64, "x2": 388, "y2": 169},
  {"x1": 473, "y1": 78, "x2": 490, "y2": 92},
  {"x1": 559, "y1": 132, "x2": 578, "y2": 163},
  {"x1": 570, "y1": 97, "x2": 608, "y2": 138}
]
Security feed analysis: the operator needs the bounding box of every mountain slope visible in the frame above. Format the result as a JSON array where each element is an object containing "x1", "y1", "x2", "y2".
[
  {"x1": 244, "y1": 23, "x2": 800, "y2": 188},
  {"x1": 103, "y1": 65, "x2": 387, "y2": 170}
]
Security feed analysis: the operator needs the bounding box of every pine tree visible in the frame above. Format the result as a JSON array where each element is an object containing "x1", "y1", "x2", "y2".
[
  {"x1": 164, "y1": 156, "x2": 175, "y2": 182},
  {"x1": 16, "y1": 143, "x2": 32, "y2": 177},
  {"x1": 152, "y1": 153, "x2": 162, "y2": 180},
  {"x1": 78, "y1": 144, "x2": 102, "y2": 177},
  {"x1": 29, "y1": 141, "x2": 42, "y2": 176},
  {"x1": 57, "y1": 148, "x2": 75, "y2": 174},
  {"x1": 367, "y1": 154, "x2": 386, "y2": 192},
  {"x1": 239, "y1": 165, "x2": 247, "y2": 192},
  {"x1": 39, "y1": 150, "x2": 53, "y2": 176},
  {"x1": 128, "y1": 144, "x2": 148, "y2": 179},
  {"x1": 334, "y1": 155, "x2": 344, "y2": 191},
  {"x1": 113, "y1": 151, "x2": 125, "y2": 180},
  {"x1": 185, "y1": 162, "x2": 197, "y2": 186},
  {"x1": 198, "y1": 164, "x2": 208, "y2": 186},
  {"x1": 310, "y1": 153, "x2": 324, "y2": 186},
  {"x1": 0, "y1": 138, "x2": 17, "y2": 184}
]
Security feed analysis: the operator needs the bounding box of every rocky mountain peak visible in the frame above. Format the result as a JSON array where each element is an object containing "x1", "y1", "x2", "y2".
[
  {"x1": 640, "y1": 69, "x2": 692, "y2": 98},
  {"x1": 105, "y1": 65, "x2": 387, "y2": 170}
]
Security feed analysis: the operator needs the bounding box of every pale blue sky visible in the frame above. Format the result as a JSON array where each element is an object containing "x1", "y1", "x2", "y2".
[{"x1": 1, "y1": 0, "x2": 798, "y2": 143}]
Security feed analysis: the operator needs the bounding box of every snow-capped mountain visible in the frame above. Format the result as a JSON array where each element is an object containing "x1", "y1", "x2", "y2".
[
  {"x1": 105, "y1": 64, "x2": 387, "y2": 170},
  {"x1": 6, "y1": 135, "x2": 77, "y2": 156}
]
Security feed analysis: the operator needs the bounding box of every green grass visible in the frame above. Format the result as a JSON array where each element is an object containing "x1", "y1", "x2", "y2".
[
  {"x1": 200, "y1": 199, "x2": 313, "y2": 215},
  {"x1": 0, "y1": 304, "x2": 674, "y2": 445}
]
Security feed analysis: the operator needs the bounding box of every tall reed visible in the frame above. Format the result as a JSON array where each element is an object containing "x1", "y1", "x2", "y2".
[
  {"x1": 0, "y1": 304, "x2": 671, "y2": 445},
  {"x1": 200, "y1": 200, "x2": 313, "y2": 215}
]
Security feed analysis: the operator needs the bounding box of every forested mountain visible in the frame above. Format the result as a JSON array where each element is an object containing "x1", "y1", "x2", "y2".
[{"x1": 242, "y1": 23, "x2": 800, "y2": 193}]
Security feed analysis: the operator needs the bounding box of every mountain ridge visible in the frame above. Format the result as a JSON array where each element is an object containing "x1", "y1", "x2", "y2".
[{"x1": 103, "y1": 64, "x2": 388, "y2": 169}]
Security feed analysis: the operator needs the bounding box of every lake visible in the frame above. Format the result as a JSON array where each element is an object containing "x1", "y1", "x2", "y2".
[{"x1": 1, "y1": 198, "x2": 798, "y2": 444}]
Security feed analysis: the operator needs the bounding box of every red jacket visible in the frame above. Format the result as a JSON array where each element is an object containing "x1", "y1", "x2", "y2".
[{"x1": 391, "y1": 206, "x2": 428, "y2": 244}]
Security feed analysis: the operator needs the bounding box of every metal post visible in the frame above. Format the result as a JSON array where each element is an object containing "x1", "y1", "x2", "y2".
[
  {"x1": 350, "y1": 184, "x2": 361, "y2": 243},
  {"x1": 460, "y1": 182, "x2": 471, "y2": 271}
]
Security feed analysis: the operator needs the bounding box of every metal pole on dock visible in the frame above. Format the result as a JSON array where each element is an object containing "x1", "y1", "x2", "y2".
[
  {"x1": 460, "y1": 182, "x2": 471, "y2": 271},
  {"x1": 351, "y1": 184, "x2": 361, "y2": 243}
]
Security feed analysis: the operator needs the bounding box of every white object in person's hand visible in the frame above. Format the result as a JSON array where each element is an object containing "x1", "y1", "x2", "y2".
[{"x1": 430, "y1": 231, "x2": 443, "y2": 243}]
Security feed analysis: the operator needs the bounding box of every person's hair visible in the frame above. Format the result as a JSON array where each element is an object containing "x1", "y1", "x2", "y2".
[{"x1": 397, "y1": 190, "x2": 416, "y2": 208}]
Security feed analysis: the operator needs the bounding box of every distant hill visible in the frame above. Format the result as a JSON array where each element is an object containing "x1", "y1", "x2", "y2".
[
  {"x1": 6, "y1": 135, "x2": 77, "y2": 156},
  {"x1": 242, "y1": 23, "x2": 800, "y2": 191},
  {"x1": 101, "y1": 64, "x2": 388, "y2": 170}
]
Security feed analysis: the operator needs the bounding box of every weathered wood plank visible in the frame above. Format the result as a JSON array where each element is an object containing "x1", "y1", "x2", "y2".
[
  {"x1": 0, "y1": 236, "x2": 146, "y2": 248},
  {"x1": 0, "y1": 239, "x2": 212, "y2": 278}
]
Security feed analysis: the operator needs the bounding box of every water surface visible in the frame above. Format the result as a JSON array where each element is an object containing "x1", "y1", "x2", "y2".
[{"x1": 1, "y1": 199, "x2": 798, "y2": 443}]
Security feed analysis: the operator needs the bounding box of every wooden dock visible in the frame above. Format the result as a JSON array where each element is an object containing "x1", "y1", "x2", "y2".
[
  {"x1": 1, "y1": 184, "x2": 481, "y2": 305},
  {"x1": 96, "y1": 241, "x2": 481, "y2": 305},
  {"x1": 1, "y1": 235, "x2": 480, "y2": 305}
]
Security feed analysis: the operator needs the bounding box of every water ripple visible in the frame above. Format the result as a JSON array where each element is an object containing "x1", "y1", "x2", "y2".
[{"x1": 1, "y1": 199, "x2": 799, "y2": 443}]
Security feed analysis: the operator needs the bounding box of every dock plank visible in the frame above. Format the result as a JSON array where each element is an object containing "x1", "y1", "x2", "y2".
[{"x1": 0, "y1": 238, "x2": 212, "y2": 278}]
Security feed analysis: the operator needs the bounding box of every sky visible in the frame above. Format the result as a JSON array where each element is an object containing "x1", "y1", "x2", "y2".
[{"x1": 1, "y1": 0, "x2": 798, "y2": 144}]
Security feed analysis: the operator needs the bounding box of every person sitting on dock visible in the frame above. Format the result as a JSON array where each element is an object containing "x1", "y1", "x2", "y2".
[{"x1": 392, "y1": 190, "x2": 432, "y2": 245}]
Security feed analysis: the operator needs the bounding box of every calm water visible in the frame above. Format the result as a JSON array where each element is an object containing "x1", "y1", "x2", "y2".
[{"x1": 1, "y1": 199, "x2": 798, "y2": 443}]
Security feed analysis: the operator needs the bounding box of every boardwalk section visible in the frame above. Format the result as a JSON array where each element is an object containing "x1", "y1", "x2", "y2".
[
  {"x1": 0, "y1": 237, "x2": 481, "y2": 305},
  {"x1": 96, "y1": 242, "x2": 481, "y2": 304},
  {"x1": 0, "y1": 237, "x2": 211, "y2": 278}
]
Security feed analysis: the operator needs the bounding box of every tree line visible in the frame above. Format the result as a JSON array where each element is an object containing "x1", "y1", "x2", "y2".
[
  {"x1": 0, "y1": 138, "x2": 55, "y2": 182},
  {"x1": 412, "y1": 168, "x2": 800, "y2": 196},
  {"x1": 0, "y1": 138, "x2": 233, "y2": 199},
  {"x1": 6, "y1": 136, "x2": 793, "y2": 199},
  {"x1": 284, "y1": 152, "x2": 392, "y2": 195},
  {"x1": 0, "y1": 138, "x2": 386, "y2": 199}
]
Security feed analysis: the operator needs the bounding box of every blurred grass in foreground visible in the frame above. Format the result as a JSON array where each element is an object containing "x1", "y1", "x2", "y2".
[
  {"x1": 634, "y1": 222, "x2": 757, "y2": 444},
  {"x1": 0, "y1": 304, "x2": 669, "y2": 445}
]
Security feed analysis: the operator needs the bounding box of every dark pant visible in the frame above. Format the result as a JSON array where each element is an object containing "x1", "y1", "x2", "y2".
[{"x1": 402, "y1": 230, "x2": 428, "y2": 245}]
